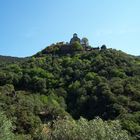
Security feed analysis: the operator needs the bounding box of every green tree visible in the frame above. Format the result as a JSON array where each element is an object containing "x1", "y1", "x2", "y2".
[
  {"x1": 71, "y1": 41, "x2": 83, "y2": 51},
  {"x1": 0, "y1": 112, "x2": 15, "y2": 140},
  {"x1": 81, "y1": 37, "x2": 89, "y2": 47},
  {"x1": 31, "y1": 76, "x2": 46, "y2": 92},
  {"x1": 45, "y1": 117, "x2": 130, "y2": 140}
]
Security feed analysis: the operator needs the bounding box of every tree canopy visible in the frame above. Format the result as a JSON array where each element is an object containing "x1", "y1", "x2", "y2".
[{"x1": 0, "y1": 45, "x2": 140, "y2": 139}]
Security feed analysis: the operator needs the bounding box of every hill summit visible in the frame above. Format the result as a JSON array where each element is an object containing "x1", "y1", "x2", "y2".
[{"x1": 35, "y1": 33, "x2": 107, "y2": 57}]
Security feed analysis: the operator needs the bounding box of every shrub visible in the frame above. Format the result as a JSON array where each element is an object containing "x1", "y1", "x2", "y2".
[{"x1": 44, "y1": 117, "x2": 130, "y2": 140}]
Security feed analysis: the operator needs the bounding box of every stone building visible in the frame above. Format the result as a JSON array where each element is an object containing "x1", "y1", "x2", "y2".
[{"x1": 70, "y1": 33, "x2": 81, "y2": 44}]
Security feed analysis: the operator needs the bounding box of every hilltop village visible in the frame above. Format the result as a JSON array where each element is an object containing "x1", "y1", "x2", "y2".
[{"x1": 37, "y1": 34, "x2": 107, "y2": 56}]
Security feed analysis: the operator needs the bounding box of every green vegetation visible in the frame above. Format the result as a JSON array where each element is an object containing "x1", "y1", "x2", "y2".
[
  {"x1": 45, "y1": 117, "x2": 130, "y2": 140},
  {"x1": 71, "y1": 41, "x2": 84, "y2": 51},
  {"x1": 0, "y1": 112, "x2": 15, "y2": 140},
  {"x1": 0, "y1": 43, "x2": 140, "y2": 139}
]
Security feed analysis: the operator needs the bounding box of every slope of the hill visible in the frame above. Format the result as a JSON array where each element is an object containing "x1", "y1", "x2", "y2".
[
  {"x1": 0, "y1": 46, "x2": 140, "y2": 139},
  {"x1": 0, "y1": 55, "x2": 27, "y2": 67}
]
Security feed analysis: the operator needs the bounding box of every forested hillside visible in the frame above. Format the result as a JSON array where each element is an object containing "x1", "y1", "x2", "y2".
[
  {"x1": 0, "y1": 43, "x2": 140, "y2": 139},
  {"x1": 0, "y1": 55, "x2": 27, "y2": 67}
]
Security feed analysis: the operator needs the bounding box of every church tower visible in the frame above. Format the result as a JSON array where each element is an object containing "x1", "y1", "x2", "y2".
[{"x1": 70, "y1": 33, "x2": 81, "y2": 44}]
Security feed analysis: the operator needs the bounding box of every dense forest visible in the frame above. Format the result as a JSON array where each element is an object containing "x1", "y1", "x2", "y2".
[{"x1": 0, "y1": 42, "x2": 140, "y2": 140}]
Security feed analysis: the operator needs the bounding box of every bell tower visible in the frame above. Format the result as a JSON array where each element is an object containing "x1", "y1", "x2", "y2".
[{"x1": 70, "y1": 33, "x2": 81, "y2": 44}]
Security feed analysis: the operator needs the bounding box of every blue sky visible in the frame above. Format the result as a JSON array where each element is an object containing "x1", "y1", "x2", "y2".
[{"x1": 0, "y1": 0, "x2": 140, "y2": 57}]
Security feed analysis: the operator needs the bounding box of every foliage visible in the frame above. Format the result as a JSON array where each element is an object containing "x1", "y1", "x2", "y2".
[
  {"x1": 120, "y1": 112, "x2": 140, "y2": 139},
  {"x1": 71, "y1": 41, "x2": 84, "y2": 51},
  {"x1": 0, "y1": 112, "x2": 15, "y2": 140},
  {"x1": 0, "y1": 46, "x2": 140, "y2": 139},
  {"x1": 45, "y1": 117, "x2": 130, "y2": 140},
  {"x1": 81, "y1": 37, "x2": 89, "y2": 46}
]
